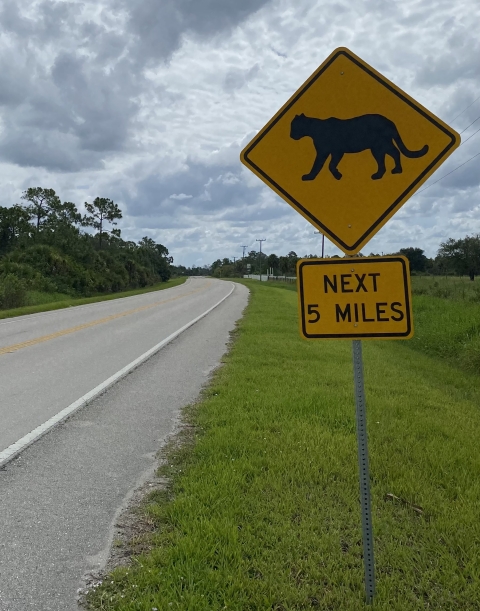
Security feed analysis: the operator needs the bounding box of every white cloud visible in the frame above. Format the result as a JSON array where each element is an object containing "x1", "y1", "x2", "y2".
[{"x1": 169, "y1": 193, "x2": 193, "y2": 200}]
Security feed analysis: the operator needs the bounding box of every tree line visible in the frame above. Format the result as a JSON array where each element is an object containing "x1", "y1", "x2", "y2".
[
  {"x1": 173, "y1": 238, "x2": 480, "y2": 280},
  {"x1": 0, "y1": 187, "x2": 173, "y2": 309}
]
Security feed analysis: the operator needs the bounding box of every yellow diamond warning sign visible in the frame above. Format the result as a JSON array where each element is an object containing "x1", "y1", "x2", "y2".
[
  {"x1": 297, "y1": 256, "x2": 413, "y2": 340},
  {"x1": 241, "y1": 47, "x2": 460, "y2": 254}
]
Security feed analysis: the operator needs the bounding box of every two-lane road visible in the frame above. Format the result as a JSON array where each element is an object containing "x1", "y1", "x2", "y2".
[
  {"x1": 0, "y1": 277, "x2": 232, "y2": 455},
  {"x1": 0, "y1": 278, "x2": 249, "y2": 610}
]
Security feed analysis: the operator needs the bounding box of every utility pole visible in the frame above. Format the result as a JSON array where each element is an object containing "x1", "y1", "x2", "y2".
[
  {"x1": 256, "y1": 238, "x2": 266, "y2": 281},
  {"x1": 241, "y1": 246, "x2": 248, "y2": 277},
  {"x1": 314, "y1": 230, "x2": 325, "y2": 258}
]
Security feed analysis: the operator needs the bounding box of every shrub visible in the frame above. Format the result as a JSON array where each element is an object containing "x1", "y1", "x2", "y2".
[{"x1": 0, "y1": 274, "x2": 28, "y2": 309}]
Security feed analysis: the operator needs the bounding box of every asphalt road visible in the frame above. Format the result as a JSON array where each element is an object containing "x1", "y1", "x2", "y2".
[
  {"x1": 0, "y1": 278, "x2": 249, "y2": 610},
  {"x1": 1, "y1": 277, "x2": 232, "y2": 453}
]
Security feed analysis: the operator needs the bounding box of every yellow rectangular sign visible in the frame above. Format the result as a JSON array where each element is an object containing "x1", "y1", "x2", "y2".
[{"x1": 297, "y1": 256, "x2": 413, "y2": 339}]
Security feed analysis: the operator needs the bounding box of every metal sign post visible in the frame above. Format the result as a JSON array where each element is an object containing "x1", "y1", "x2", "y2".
[{"x1": 352, "y1": 339, "x2": 375, "y2": 603}]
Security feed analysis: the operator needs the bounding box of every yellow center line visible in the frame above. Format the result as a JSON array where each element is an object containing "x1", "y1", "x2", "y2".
[{"x1": 0, "y1": 282, "x2": 212, "y2": 356}]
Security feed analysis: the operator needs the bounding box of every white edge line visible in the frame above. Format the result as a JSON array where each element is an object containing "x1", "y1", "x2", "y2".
[{"x1": 0, "y1": 281, "x2": 235, "y2": 469}]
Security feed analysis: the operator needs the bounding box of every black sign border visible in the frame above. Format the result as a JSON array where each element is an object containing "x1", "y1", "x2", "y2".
[
  {"x1": 298, "y1": 257, "x2": 412, "y2": 339},
  {"x1": 243, "y1": 49, "x2": 458, "y2": 253}
]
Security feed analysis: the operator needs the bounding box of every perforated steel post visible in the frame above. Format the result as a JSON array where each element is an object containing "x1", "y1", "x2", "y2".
[{"x1": 352, "y1": 339, "x2": 375, "y2": 603}]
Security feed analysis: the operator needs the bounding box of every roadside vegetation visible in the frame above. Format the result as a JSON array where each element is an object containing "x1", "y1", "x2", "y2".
[
  {"x1": 264, "y1": 276, "x2": 480, "y2": 374},
  {"x1": 0, "y1": 187, "x2": 174, "y2": 313},
  {"x1": 0, "y1": 277, "x2": 187, "y2": 320},
  {"x1": 411, "y1": 274, "x2": 480, "y2": 302},
  {"x1": 409, "y1": 294, "x2": 480, "y2": 373},
  {"x1": 85, "y1": 279, "x2": 480, "y2": 610}
]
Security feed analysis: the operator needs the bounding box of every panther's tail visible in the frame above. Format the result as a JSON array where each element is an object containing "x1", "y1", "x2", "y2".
[{"x1": 393, "y1": 133, "x2": 428, "y2": 158}]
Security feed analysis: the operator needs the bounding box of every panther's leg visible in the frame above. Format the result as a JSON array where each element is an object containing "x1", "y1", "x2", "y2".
[
  {"x1": 389, "y1": 144, "x2": 403, "y2": 174},
  {"x1": 328, "y1": 152, "x2": 344, "y2": 180},
  {"x1": 302, "y1": 151, "x2": 328, "y2": 181},
  {"x1": 371, "y1": 149, "x2": 386, "y2": 180}
]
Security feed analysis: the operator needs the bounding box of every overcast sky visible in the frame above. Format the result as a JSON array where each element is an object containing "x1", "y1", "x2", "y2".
[{"x1": 1, "y1": 0, "x2": 479, "y2": 266}]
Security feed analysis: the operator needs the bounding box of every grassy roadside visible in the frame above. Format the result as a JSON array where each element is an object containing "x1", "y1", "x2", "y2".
[
  {"x1": 0, "y1": 277, "x2": 188, "y2": 320},
  {"x1": 85, "y1": 279, "x2": 480, "y2": 610},
  {"x1": 241, "y1": 278, "x2": 480, "y2": 375},
  {"x1": 411, "y1": 275, "x2": 480, "y2": 302},
  {"x1": 408, "y1": 294, "x2": 480, "y2": 372}
]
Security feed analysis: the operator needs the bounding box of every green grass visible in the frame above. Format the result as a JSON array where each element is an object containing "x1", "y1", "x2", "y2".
[
  {"x1": 408, "y1": 277, "x2": 480, "y2": 371},
  {"x1": 0, "y1": 277, "x2": 188, "y2": 320},
  {"x1": 85, "y1": 280, "x2": 480, "y2": 611},
  {"x1": 411, "y1": 275, "x2": 480, "y2": 302},
  {"x1": 263, "y1": 276, "x2": 480, "y2": 375},
  {"x1": 408, "y1": 295, "x2": 480, "y2": 372}
]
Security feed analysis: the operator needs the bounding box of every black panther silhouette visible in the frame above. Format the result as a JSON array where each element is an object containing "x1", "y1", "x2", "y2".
[{"x1": 290, "y1": 113, "x2": 429, "y2": 181}]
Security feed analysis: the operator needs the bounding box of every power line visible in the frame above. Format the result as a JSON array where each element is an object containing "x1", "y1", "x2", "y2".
[
  {"x1": 450, "y1": 94, "x2": 480, "y2": 123},
  {"x1": 415, "y1": 122, "x2": 480, "y2": 195},
  {"x1": 460, "y1": 125, "x2": 480, "y2": 146},
  {"x1": 417, "y1": 151, "x2": 480, "y2": 194},
  {"x1": 459, "y1": 114, "x2": 480, "y2": 134}
]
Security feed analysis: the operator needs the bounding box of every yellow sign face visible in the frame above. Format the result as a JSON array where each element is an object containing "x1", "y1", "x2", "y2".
[
  {"x1": 297, "y1": 256, "x2": 413, "y2": 339},
  {"x1": 241, "y1": 47, "x2": 460, "y2": 254}
]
